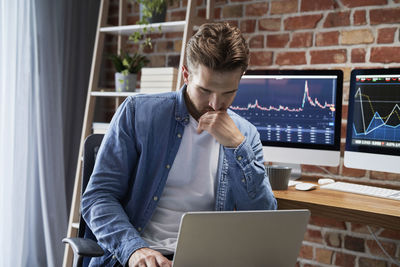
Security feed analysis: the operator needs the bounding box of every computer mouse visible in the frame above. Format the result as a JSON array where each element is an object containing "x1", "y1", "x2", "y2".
[
  {"x1": 295, "y1": 183, "x2": 317, "y2": 191},
  {"x1": 318, "y1": 178, "x2": 335, "y2": 185}
]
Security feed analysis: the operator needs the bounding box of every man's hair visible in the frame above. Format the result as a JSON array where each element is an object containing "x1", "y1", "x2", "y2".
[{"x1": 186, "y1": 22, "x2": 249, "y2": 73}]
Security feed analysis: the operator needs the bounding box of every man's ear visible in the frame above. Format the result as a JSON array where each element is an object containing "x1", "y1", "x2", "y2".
[{"x1": 182, "y1": 65, "x2": 189, "y2": 84}]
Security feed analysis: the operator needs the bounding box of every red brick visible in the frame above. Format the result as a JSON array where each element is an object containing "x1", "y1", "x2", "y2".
[
  {"x1": 351, "y1": 223, "x2": 379, "y2": 234},
  {"x1": 316, "y1": 31, "x2": 339, "y2": 46},
  {"x1": 344, "y1": 236, "x2": 365, "y2": 252},
  {"x1": 301, "y1": 164, "x2": 340, "y2": 175},
  {"x1": 259, "y1": 18, "x2": 281, "y2": 31},
  {"x1": 197, "y1": 8, "x2": 206, "y2": 18},
  {"x1": 301, "y1": 165, "x2": 325, "y2": 174},
  {"x1": 240, "y1": 19, "x2": 256, "y2": 33},
  {"x1": 245, "y1": 2, "x2": 268, "y2": 16},
  {"x1": 299, "y1": 244, "x2": 313, "y2": 259},
  {"x1": 214, "y1": 7, "x2": 221, "y2": 20},
  {"x1": 323, "y1": 11, "x2": 350, "y2": 28},
  {"x1": 290, "y1": 32, "x2": 313, "y2": 48},
  {"x1": 249, "y1": 35, "x2": 264, "y2": 49},
  {"x1": 325, "y1": 232, "x2": 342, "y2": 248},
  {"x1": 309, "y1": 215, "x2": 346, "y2": 229},
  {"x1": 379, "y1": 229, "x2": 400, "y2": 240},
  {"x1": 353, "y1": 10, "x2": 366, "y2": 25},
  {"x1": 341, "y1": 166, "x2": 366, "y2": 177},
  {"x1": 304, "y1": 229, "x2": 323, "y2": 243},
  {"x1": 165, "y1": 32, "x2": 183, "y2": 38},
  {"x1": 156, "y1": 41, "x2": 174, "y2": 53},
  {"x1": 370, "y1": 170, "x2": 400, "y2": 181},
  {"x1": 366, "y1": 239, "x2": 397, "y2": 257},
  {"x1": 310, "y1": 49, "x2": 347, "y2": 64},
  {"x1": 370, "y1": 47, "x2": 400, "y2": 63},
  {"x1": 359, "y1": 257, "x2": 387, "y2": 267},
  {"x1": 301, "y1": 0, "x2": 336, "y2": 11},
  {"x1": 271, "y1": 0, "x2": 298, "y2": 14},
  {"x1": 342, "y1": 104, "x2": 348, "y2": 121},
  {"x1": 170, "y1": 10, "x2": 186, "y2": 21},
  {"x1": 276, "y1": 51, "x2": 306, "y2": 65},
  {"x1": 341, "y1": 121, "x2": 347, "y2": 140},
  {"x1": 351, "y1": 48, "x2": 366, "y2": 63},
  {"x1": 315, "y1": 248, "x2": 333, "y2": 264},
  {"x1": 249, "y1": 51, "x2": 273, "y2": 67},
  {"x1": 267, "y1": 33, "x2": 289, "y2": 48},
  {"x1": 126, "y1": 15, "x2": 140, "y2": 25},
  {"x1": 334, "y1": 252, "x2": 356, "y2": 267},
  {"x1": 377, "y1": 27, "x2": 396, "y2": 44},
  {"x1": 167, "y1": 55, "x2": 180, "y2": 68},
  {"x1": 341, "y1": 0, "x2": 387, "y2": 7},
  {"x1": 285, "y1": 14, "x2": 323, "y2": 30},
  {"x1": 370, "y1": 8, "x2": 400, "y2": 25},
  {"x1": 341, "y1": 29, "x2": 374, "y2": 45},
  {"x1": 222, "y1": 5, "x2": 243, "y2": 18}
]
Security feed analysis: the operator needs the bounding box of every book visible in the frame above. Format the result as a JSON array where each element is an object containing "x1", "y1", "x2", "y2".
[
  {"x1": 141, "y1": 67, "x2": 178, "y2": 75},
  {"x1": 140, "y1": 80, "x2": 177, "y2": 88}
]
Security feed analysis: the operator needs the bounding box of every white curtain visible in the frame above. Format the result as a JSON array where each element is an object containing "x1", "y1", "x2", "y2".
[{"x1": 0, "y1": 0, "x2": 69, "y2": 266}]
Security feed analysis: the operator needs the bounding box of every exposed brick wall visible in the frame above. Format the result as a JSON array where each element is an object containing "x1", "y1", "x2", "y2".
[{"x1": 102, "y1": 0, "x2": 400, "y2": 266}]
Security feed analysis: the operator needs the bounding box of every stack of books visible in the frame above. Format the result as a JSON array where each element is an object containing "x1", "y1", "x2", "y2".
[{"x1": 140, "y1": 67, "x2": 178, "y2": 93}]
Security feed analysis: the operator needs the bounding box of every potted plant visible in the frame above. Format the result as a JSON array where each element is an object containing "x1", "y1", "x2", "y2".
[
  {"x1": 129, "y1": 0, "x2": 176, "y2": 47},
  {"x1": 110, "y1": 51, "x2": 149, "y2": 92}
]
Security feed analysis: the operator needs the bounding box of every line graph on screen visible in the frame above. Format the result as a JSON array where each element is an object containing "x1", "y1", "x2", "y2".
[{"x1": 352, "y1": 87, "x2": 400, "y2": 142}]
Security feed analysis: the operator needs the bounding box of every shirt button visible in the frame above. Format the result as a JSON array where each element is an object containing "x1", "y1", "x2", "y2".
[
  {"x1": 176, "y1": 116, "x2": 181, "y2": 120},
  {"x1": 153, "y1": 196, "x2": 158, "y2": 201},
  {"x1": 138, "y1": 227, "x2": 142, "y2": 231},
  {"x1": 184, "y1": 118, "x2": 189, "y2": 122},
  {"x1": 242, "y1": 178, "x2": 246, "y2": 183},
  {"x1": 237, "y1": 156, "x2": 243, "y2": 161},
  {"x1": 166, "y1": 164, "x2": 170, "y2": 169},
  {"x1": 177, "y1": 133, "x2": 182, "y2": 138},
  {"x1": 112, "y1": 255, "x2": 116, "y2": 259}
]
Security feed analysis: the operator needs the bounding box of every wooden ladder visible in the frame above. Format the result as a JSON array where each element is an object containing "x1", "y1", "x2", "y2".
[{"x1": 62, "y1": 0, "x2": 214, "y2": 266}]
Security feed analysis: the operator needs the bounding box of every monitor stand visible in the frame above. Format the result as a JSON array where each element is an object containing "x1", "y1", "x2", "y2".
[{"x1": 271, "y1": 162, "x2": 302, "y2": 180}]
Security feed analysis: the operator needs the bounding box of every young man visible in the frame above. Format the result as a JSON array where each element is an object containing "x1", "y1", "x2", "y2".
[{"x1": 82, "y1": 22, "x2": 277, "y2": 267}]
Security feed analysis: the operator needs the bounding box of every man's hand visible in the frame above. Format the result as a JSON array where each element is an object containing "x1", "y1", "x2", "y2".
[
  {"x1": 197, "y1": 110, "x2": 245, "y2": 148},
  {"x1": 128, "y1": 247, "x2": 172, "y2": 267}
]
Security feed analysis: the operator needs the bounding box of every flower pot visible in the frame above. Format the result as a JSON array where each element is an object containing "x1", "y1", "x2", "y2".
[{"x1": 115, "y1": 72, "x2": 137, "y2": 92}]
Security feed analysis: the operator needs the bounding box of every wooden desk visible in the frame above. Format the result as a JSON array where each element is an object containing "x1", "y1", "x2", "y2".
[{"x1": 273, "y1": 180, "x2": 400, "y2": 231}]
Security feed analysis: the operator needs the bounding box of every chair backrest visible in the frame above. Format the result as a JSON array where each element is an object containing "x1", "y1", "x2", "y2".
[{"x1": 78, "y1": 134, "x2": 104, "y2": 266}]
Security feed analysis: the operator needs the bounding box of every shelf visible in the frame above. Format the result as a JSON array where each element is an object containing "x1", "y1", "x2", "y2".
[
  {"x1": 100, "y1": 21, "x2": 186, "y2": 35},
  {"x1": 91, "y1": 90, "x2": 174, "y2": 97},
  {"x1": 91, "y1": 91, "x2": 141, "y2": 97},
  {"x1": 71, "y1": 222, "x2": 80, "y2": 229}
]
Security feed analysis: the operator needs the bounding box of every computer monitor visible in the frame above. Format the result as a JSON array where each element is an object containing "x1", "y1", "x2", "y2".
[
  {"x1": 231, "y1": 69, "x2": 343, "y2": 167},
  {"x1": 344, "y1": 68, "x2": 400, "y2": 173}
]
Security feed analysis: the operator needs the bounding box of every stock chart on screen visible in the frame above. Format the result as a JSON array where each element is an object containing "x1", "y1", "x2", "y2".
[
  {"x1": 231, "y1": 75, "x2": 338, "y2": 145},
  {"x1": 350, "y1": 75, "x2": 400, "y2": 149}
]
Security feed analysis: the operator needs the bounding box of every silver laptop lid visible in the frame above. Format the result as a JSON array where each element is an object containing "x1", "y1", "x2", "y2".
[{"x1": 173, "y1": 209, "x2": 310, "y2": 267}]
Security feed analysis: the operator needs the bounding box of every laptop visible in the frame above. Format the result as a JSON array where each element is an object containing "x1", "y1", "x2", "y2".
[{"x1": 172, "y1": 209, "x2": 310, "y2": 267}]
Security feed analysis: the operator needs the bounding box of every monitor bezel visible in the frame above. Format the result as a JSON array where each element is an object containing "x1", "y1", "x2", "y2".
[
  {"x1": 240, "y1": 69, "x2": 343, "y2": 152},
  {"x1": 345, "y1": 68, "x2": 400, "y2": 157}
]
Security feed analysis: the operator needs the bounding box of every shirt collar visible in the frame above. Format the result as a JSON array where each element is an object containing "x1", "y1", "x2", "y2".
[{"x1": 175, "y1": 84, "x2": 190, "y2": 125}]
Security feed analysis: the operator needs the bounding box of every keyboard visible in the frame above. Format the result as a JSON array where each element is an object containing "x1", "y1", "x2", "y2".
[{"x1": 320, "y1": 182, "x2": 400, "y2": 201}]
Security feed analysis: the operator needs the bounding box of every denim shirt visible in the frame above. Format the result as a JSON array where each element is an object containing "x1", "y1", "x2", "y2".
[{"x1": 81, "y1": 86, "x2": 277, "y2": 267}]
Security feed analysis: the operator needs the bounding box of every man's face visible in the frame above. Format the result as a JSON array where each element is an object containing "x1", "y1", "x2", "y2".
[{"x1": 183, "y1": 64, "x2": 243, "y2": 119}]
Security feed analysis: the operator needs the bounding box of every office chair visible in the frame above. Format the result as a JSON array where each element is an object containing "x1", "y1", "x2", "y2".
[{"x1": 63, "y1": 134, "x2": 105, "y2": 267}]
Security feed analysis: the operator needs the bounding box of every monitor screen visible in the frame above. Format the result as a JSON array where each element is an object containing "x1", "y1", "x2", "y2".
[
  {"x1": 231, "y1": 69, "x2": 343, "y2": 166},
  {"x1": 344, "y1": 68, "x2": 400, "y2": 173}
]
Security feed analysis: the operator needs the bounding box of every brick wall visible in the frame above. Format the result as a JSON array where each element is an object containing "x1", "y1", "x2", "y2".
[{"x1": 103, "y1": 0, "x2": 400, "y2": 266}]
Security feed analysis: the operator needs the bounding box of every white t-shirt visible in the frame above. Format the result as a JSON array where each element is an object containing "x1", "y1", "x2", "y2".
[{"x1": 141, "y1": 116, "x2": 220, "y2": 254}]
